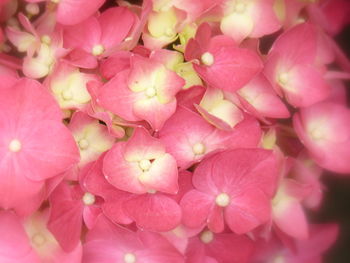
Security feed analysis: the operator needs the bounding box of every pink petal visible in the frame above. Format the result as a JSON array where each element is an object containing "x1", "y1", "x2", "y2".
[
  {"x1": 103, "y1": 142, "x2": 145, "y2": 194},
  {"x1": 97, "y1": 70, "x2": 141, "y2": 122},
  {"x1": 123, "y1": 128, "x2": 165, "y2": 162},
  {"x1": 194, "y1": 45, "x2": 263, "y2": 92},
  {"x1": 57, "y1": 0, "x2": 105, "y2": 25},
  {"x1": 133, "y1": 96, "x2": 177, "y2": 131},
  {"x1": 159, "y1": 106, "x2": 214, "y2": 170},
  {"x1": 269, "y1": 22, "x2": 317, "y2": 65},
  {"x1": 16, "y1": 119, "x2": 80, "y2": 181},
  {"x1": 281, "y1": 64, "x2": 330, "y2": 107},
  {"x1": 180, "y1": 190, "x2": 214, "y2": 228},
  {"x1": 125, "y1": 194, "x2": 182, "y2": 232},
  {"x1": 273, "y1": 200, "x2": 309, "y2": 240},
  {"x1": 207, "y1": 205, "x2": 225, "y2": 233},
  {"x1": 225, "y1": 188, "x2": 271, "y2": 234},
  {"x1": 0, "y1": 211, "x2": 37, "y2": 261},
  {"x1": 140, "y1": 153, "x2": 179, "y2": 194},
  {"x1": 63, "y1": 16, "x2": 101, "y2": 52},
  {"x1": 99, "y1": 7, "x2": 135, "y2": 50},
  {"x1": 48, "y1": 199, "x2": 83, "y2": 252},
  {"x1": 237, "y1": 74, "x2": 290, "y2": 118},
  {"x1": 205, "y1": 233, "x2": 255, "y2": 263}
]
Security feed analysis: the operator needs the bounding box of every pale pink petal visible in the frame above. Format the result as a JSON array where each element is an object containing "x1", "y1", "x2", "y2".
[
  {"x1": 273, "y1": 200, "x2": 309, "y2": 240},
  {"x1": 0, "y1": 211, "x2": 37, "y2": 261},
  {"x1": 139, "y1": 153, "x2": 179, "y2": 194},
  {"x1": 281, "y1": 64, "x2": 330, "y2": 107},
  {"x1": 133, "y1": 96, "x2": 177, "y2": 131},
  {"x1": 103, "y1": 142, "x2": 145, "y2": 194},
  {"x1": 123, "y1": 128, "x2": 165, "y2": 162}
]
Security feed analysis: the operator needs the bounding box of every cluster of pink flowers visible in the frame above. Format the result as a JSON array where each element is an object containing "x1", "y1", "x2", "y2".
[{"x1": 0, "y1": 0, "x2": 349, "y2": 262}]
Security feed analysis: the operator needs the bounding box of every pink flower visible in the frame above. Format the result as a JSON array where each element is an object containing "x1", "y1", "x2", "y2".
[
  {"x1": 103, "y1": 127, "x2": 178, "y2": 194},
  {"x1": 293, "y1": 101, "x2": 350, "y2": 174},
  {"x1": 236, "y1": 74, "x2": 290, "y2": 119},
  {"x1": 186, "y1": 229, "x2": 255, "y2": 263},
  {"x1": 83, "y1": 215, "x2": 184, "y2": 263},
  {"x1": 159, "y1": 106, "x2": 262, "y2": 170},
  {"x1": 181, "y1": 148, "x2": 278, "y2": 233},
  {"x1": 63, "y1": 7, "x2": 136, "y2": 68},
  {"x1": 220, "y1": 0, "x2": 281, "y2": 43},
  {"x1": 253, "y1": 223, "x2": 338, "y2": 263},
  {"x1": 185, "y1": 23, "x2": 263, "y2": 93},
  {"x1": 0, "y1": 210, "x2": 82, "y2": 262},
  {"x1": 271, "y1": 178, "x2": 310, "y2": 240},
  {"x1": 97, "y1": 54, "x2": 185, "y2": 131},
  {"x1": 264, "y1": 22, "x2": 330, "y2": 107},
  {"x1": 83, "y1": 152, "x2": 182, "y2": 232},
  {"x1": 0, "y1": 78, "x2": 79, "y2": 213},
  {"x1": 47, "y1": 180, "x2": 102, "y2": 252},
  {"x1": 26, "y1": 0, "x2": 105, "y2": 25}
]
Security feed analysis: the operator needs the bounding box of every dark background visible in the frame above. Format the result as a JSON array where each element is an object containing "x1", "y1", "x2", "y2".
[{"x1": 320, "y1": 25, "x2": 350, "y2": 263}]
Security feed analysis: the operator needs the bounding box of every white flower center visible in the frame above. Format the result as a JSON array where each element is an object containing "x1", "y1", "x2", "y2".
[
  {"x1": 78, "y1": 139, "x2": 89, "y2": 150},
  {"x1": 164, "y1": 27, "x2": 175, "y2": 37},
  {"x1": 310, "y1": 129, "x2": 324, "y2": 140},
  {"x1": 200, "y1": 230, "x2": 214, "y2": 244},
  {"x1": 201, "y1": 52, "x2": 214, "y2": 66},
  {"x1": 124, "y1": 252, "x2": 137, "y2": 263},
  {"x1": 32, "y1": 233, "x2": 46, "y2": 247},
  {"x1": 273, "y1": 255, "x2": 285, "y2": 263},
  {"x1": 234, "y1": 2, "x2": 247, "y2": 13},
  {"x1": 41, "y1": 35, "x2": 51, "y2": 45},
  {"x1": 82, "y1": 192, "x2": 95, "y2": 206},
  {"x1": 92, "y1": 44, "x2": 105, "y2": 56},
  {"x1": 215, "y1": 193, "x2": 231, "y2": 207},
  {"x1": 62, "y1": 89, "x2": 73, "y2": 100},
  {"x1": 277, "y1": 72, "x2": 289, "y2": 86},
  {"x1": 26, "y1": 3, "x2": 40, "y2": 16},
  {"x1": 192, "y1": 142, "x2": 206, "y2": 155},
  {"x1": 145, "y1": 87, "x2": 157, "y2": 98},
  {"x1": 139, "y1": 159, "x2": 152, "y2": 171},
  {"x1": 9, "y1": 139, "x2": 21, "y2": 152}
]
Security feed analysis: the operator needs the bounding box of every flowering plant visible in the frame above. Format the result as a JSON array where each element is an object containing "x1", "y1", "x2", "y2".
[{"x1": 0, "y1": 0, "x2": 349, "y2": 262}]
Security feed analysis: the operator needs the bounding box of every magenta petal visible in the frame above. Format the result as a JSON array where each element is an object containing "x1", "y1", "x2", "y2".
[
  {"x1": 180, "y1": 190, "x2": 214, "y2": 228},
  {"x1": 194, "y1": 46, "x2": 263, "y2": 92},
  {"x1": 63, "y1": 16, "x2": 101, "y2": 51},
  {"x1": 97, "y1": 70, "x2": 141, "y2": 122},
  {"x1": 207, "y1": 205, "x2": 225, "y2": 233},
  {"x1": 125, "y1": 194, "x2": 182, "y2": 232},
  {"x1": 48, "y1": 199, "x2": 84, "y2": 252},
  {"x1": 225, "y1": 188, "x2": 271, "y2": 234},
  {"x1": 99, "y1": 7, "x2": 135, "y2": 50},
  {"x1": 57, "y1": 0, "x2": 105, "y2": 25}
]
